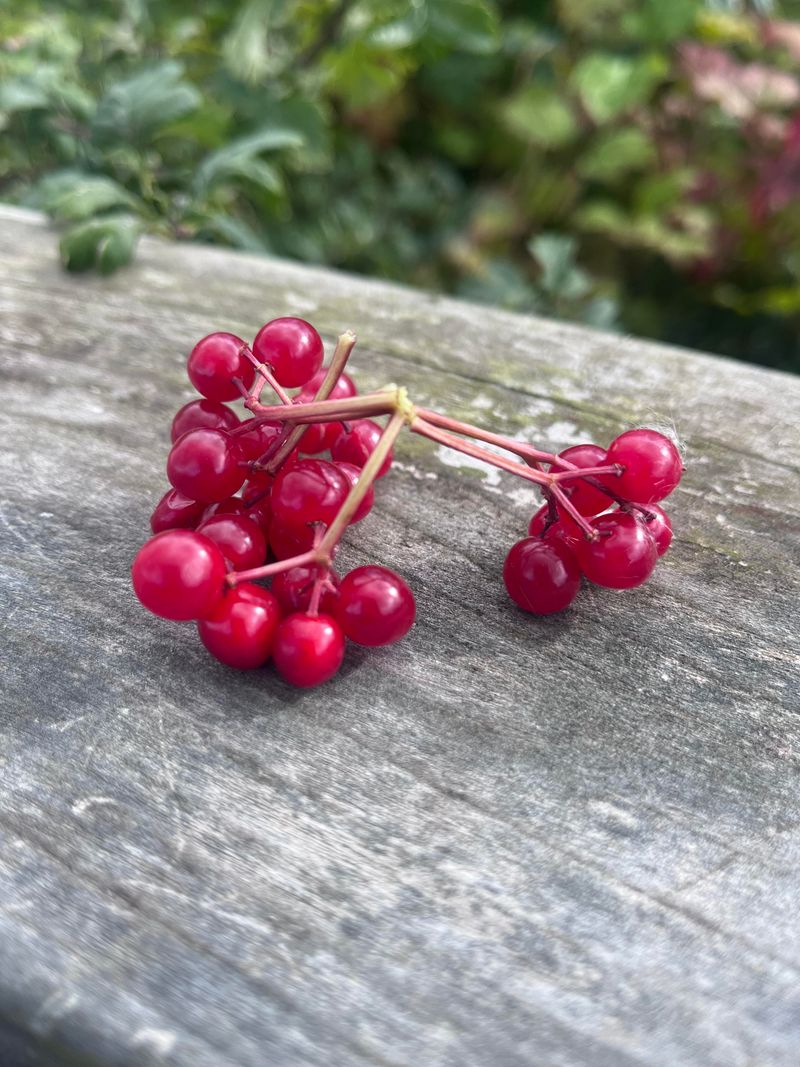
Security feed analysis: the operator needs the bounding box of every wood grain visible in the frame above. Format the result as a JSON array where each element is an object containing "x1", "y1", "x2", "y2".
[{"x1": 1, "y1": 205, "x2": 799, "y2": 1067}]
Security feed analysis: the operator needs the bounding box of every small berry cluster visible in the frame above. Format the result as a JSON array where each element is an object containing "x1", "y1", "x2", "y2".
[{"x1": 131, "y1": 318, "x2": 684, "y2": 687}]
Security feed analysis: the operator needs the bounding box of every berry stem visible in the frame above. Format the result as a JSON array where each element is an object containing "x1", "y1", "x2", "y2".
[
  {"x1": 227, "y1": 549, "x2": 319, "y2": 587},
  {"x1": 550, "y1": 464, "x2": 623, "y2": 482},
  {"x1": 238, "y1": 345, "x2": 294, "y2": 406},
  {"x1": 317, "y1": 409, "x2": 407, "y2": 561},
  {"x1": 546, "y1": 484, "x2": 598, "y2": 539},
  {"x1": 263, "y1": 330, "x2": 359, "y2": 474},
  {"x1": 410, "y1": 417, "x2": 551, "y2": 490},
  {"x1": 415, "y1": 408, "x2": 569, "y2": 468}
]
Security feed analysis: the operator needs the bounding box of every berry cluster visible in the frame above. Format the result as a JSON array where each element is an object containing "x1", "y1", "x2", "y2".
[
  {"x1": 504, "y1": 431, "x2": 681, "y2": 616},
  {"x1": 131, "y1": 318, "x2": 684, "y2": 687}
]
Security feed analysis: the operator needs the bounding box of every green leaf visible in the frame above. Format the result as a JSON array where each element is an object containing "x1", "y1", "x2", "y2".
[
  {"x1": 427, "y1": 0, "x2": 500, "y2": 55},
  {"x1": 571, "y1": 53, "x2": 667, "y2": 124},
  {"x1": 92, "y1": 62, "x2": 201, "y2": 145},
  {"x1": 59, "y1": 215, "x2": 141, "y2": 274},
  {"x1": 528, "y1": 233, "x2": 591, "y2": 299},
  {"x1": 193, "y1": 125, "x2": 305, "y2": 194},
  {"x1": 222, "y1": 0, "x2": 290, "y2": 84},
  {"x1": 323, "y1": 41, "x2": 412, "y2": 109},
  {"x1": 27, "y1": 170, "x2": 137, "y2": 222},
  {"x1": 500, "y1": 85, "x2": 578, "y2": 148},
  {"x1": 578, "y1": 127, "x2": 656, "y2": 182},
  {"x1": 623, "y1": 0, "x2": 697, "y2": 44}
]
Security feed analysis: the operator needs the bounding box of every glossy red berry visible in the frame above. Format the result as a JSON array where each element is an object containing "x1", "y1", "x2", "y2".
[
  {"x1": 576, "y1": 512, "x2": 658, "y2": 589},
  {"x1": 503, "y1": 537, "x2": 581, "y2": 615},
  {"x1": 252, "y1": 317, "x2": 324, "y2": 388},
  {"x1": 556, "y1": 443, "x2": 610, "y2": 516},
  {"x1": 302, "y1": 368, "x2": 357, "y2": 401},
  {"x1": 335, "y1": 462, "x2": 374, "y2": 523},
  {"x1": 271, "y1": 565, "x2": 340, "y2": 616},
  {"x1": 235, "y1": 419, "x2": 283, "y2": 463},
  {"x1": 331, "y1": 420, "x2": 392, "y2": 477},
  {"x1": 197, "y1": 514, "x2": 267, "y2": 570},
  {"x1": 298, "y1": 418, "x2": 340, "y2": 455},
  {"x1": 605, "y1": 429, "x2": 683, "y2": 504},
  {"x1": 635, "y1": 503, "x2": 673, "y2": 556},
  {"x1": 200, "y1": 497, "x2": 248, "y2": 522},
  {"x1": 131, "y1": 530, "x2": 227, "y2": 621},
  {"x1": 167, "y1": 427, "x2": 245, "y2": 503},
  {"x1": 271, "y1": 459, "x2": 349, "y2": 531},
  {"x1": 527, "y1": 504, "x2": 582, "y2": 548},
  {"x1": 269, "y1": 518, "x2": 318, "y2": 561},
  {"x1": 171, "y1": 399, "x2": 240, "y2": 443},
  {"x1": 187, "y1": 332, "x2": 254, "y2": 402},
  {"x1": 150, "y1": 489, "x2": 205, "y2": 534},
  {"x1": 272, "y1": 613, "x2": 345, "y2": 687},
  {"x1": 197, "y1": 583, "x2": 282, "y2": 669},
  {"x1": 296, "y1": 370, "x2": 356, "y2": 454},
  {"x1": 335, "y1": 566, "x2": 415, "y2": 646}
]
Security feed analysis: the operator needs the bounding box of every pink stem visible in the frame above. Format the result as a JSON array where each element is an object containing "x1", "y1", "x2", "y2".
[
  {"x1": 414, "y1": 407, "x2": 571, "y2": 469},
  {"x1": 411, "y1": 418, "x2": 551, "y2": 489},
  {"x1": 551, "y1": 464, "x2": 622, "y2": 483},
  {"x1": 227, "y1": 550, "x2": 318, "y2": 587},
  {"x1": 239, "y1": 344, "x2": 293, "y2": 406}
]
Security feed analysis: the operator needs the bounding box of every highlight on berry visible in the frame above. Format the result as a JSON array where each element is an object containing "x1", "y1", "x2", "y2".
[{"x1": 131, "y1": 317, "x2": 684, "y2": 687}]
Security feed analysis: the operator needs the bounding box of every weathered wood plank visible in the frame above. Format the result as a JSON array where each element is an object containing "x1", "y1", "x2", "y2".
[{"x1": 1, "y1": 204, "x2": 799, "y2": 1067}]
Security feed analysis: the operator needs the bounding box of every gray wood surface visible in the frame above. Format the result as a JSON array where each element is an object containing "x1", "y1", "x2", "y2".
[{"x1": 1, "y1": 203, "x2": 799, "y2": 1067}]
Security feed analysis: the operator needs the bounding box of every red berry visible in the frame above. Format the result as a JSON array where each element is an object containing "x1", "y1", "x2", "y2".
[
  {"x1": 298, "y1": 419, "x2": 340, "y2": 455},
  {"x1": 187, "y1": 332, "x2": 254, "y2": 402},
  {"x1": 252, "y1": 317, "x2": 324, "y2": 388},
  {"x1": 271, "y1": 565, "x2": 340, "y2": 616},
  {"x1": 604, "y1": 429, "x2": 683, "y2": 504},
  {"x1": 236, "y1": 418, "x2": 283, "y2": 463},
  {"x1": 197, "y1": 514, "x2": 267, "y2": 570},
  {"x1": 131, "y1": 530, "x2": 227, "y2": 621},
  {"x1": 335, "y1": 461, "x2": 374, "y2": 523},
  {"x1": 269, "y1": 518, "x2": 318, "y2": 561},
  {"x1": 331, "y1": 420, "x2": 392, "y2": 477},
  {"x1": 272, "y1": 612, "x2": 345, "y2": 688},
  {"x1": 171, "y1": 399, "x2": 240, "y2": 443},
  {"x1": 335, "y1": 566, "x2": 415, "y2": 646},
  {"x1": 576, "y1": 512, "x2": 658, "y2": 589},
  {"x1": 503, "y1": 537, "x2": 581, "y2": 615},
  {"x1": 527, "y1": 504, "x2": 582, "y2": 548},
  {"x1": 197, "y1": 583, "x2": 281, "y2": 669},
  {"x1": 241, "y1": 472, "x2": 273, "y2": 505},
  {"x1": 556, "y1": 443, "x2": 610, "y2": 517},
  {"x1": 302, "y1": 368, "x2": 357, "y2": 401},
  {"x1": 271, "y1": 459, "x2": 349, "y2": 531},
  {"x1": 150, "y1": 489, "x2": 205, "y2": 534},
  {"x1": 635, "y1": 503, "x2": 673, "y2": 556},
  {"x1": 200, "y1": 497, "x2": 248, "y2": 522},
  {"x1": 167, "y1": 427, "x2": 245, "y2": 503}
]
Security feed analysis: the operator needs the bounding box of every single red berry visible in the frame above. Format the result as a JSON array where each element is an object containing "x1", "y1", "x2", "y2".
[
  {"x1": 556, "y1": 443, "x2": 611, "y2": 517},
  {"x1": 131, "y1": 530, "x2": 227, "y2": 621},
  {"x1": 335, "y1": 565, "x2": 415, "y2": 646},
  {"x1": 187, "y1": 332, "x2": 254, "y2": 402},
  {"x1": 167, "y1": 427, "x2": 245, "y2": 503},
  {"x1": 150, "y1": 489, "x2": 205, "y2": 534},
  {"x1": 171, "y1": 399, "x2": 240, "y2": 443},
  {"x1": 301, "y1": 368, "x2": 357, "y2": 401},
  {"x1": 271, "y1": 565, "x2": 340, "y2": 616},
  {"x1": 269, "y1": 518, "x2": 319, "y2": 561},
  {"x1": 576, "y1": 512, "x2": 658, "y2": 589},
  {"x1": 634, "y1": 503, "x2": 673, "y2": 556},
  {"x1": 272, "y1": 612, "x2": 345, "y2": 688},
  {"x1": 527, "y1": 504, "x2": 582, "y2": 548},
  {"x1": 252, "y1": 317, "x2": 324, "y2": 388},
  {"x1": 271, "y1": 458, "x2": 349, "y2": 531},
  {"x1": 197, "y1": 583, "x2": 281, "y2": 669},
  {"x1": 236, "y1": 419, "x2": 283, "y2": 463},
  {"x1": 335, "y1": 462, "x2": 374, "y2": 523},
  {"x1": 197, "y1": 513, "x2": 267, "y2": 570},
  {"x1": 604, "y1": 429, "x2": 683, "y2": 504},
  {"x1": 331, "y1": 420, "x2": 392, "y2": 477},
  {"x1": 298, "y1": 419, "x2": 340, "y2": 455},
  {"x1": 200, "y1": 497, "x2": 248, "y2": 523},
  {"x1": 241, "y1": 472, "x2": 273, "y2": 505},
  {"x1": 503, "y1": 537, "x2": 581, "y2": 615}
]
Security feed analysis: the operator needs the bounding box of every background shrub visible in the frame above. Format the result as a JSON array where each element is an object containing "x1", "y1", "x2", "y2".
[{"x1": 3, "y1": 0, "x2": 800, "y2": 371}]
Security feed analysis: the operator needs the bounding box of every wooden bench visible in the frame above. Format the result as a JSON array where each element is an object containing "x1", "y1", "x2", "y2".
[{"x1": 2, "y1": 203, "x2": 799, "y2": 1066}]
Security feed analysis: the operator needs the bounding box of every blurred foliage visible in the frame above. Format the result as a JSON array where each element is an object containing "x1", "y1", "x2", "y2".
[{"x1": 3, "y1": 0, "x2": 800, "y2": 370}]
